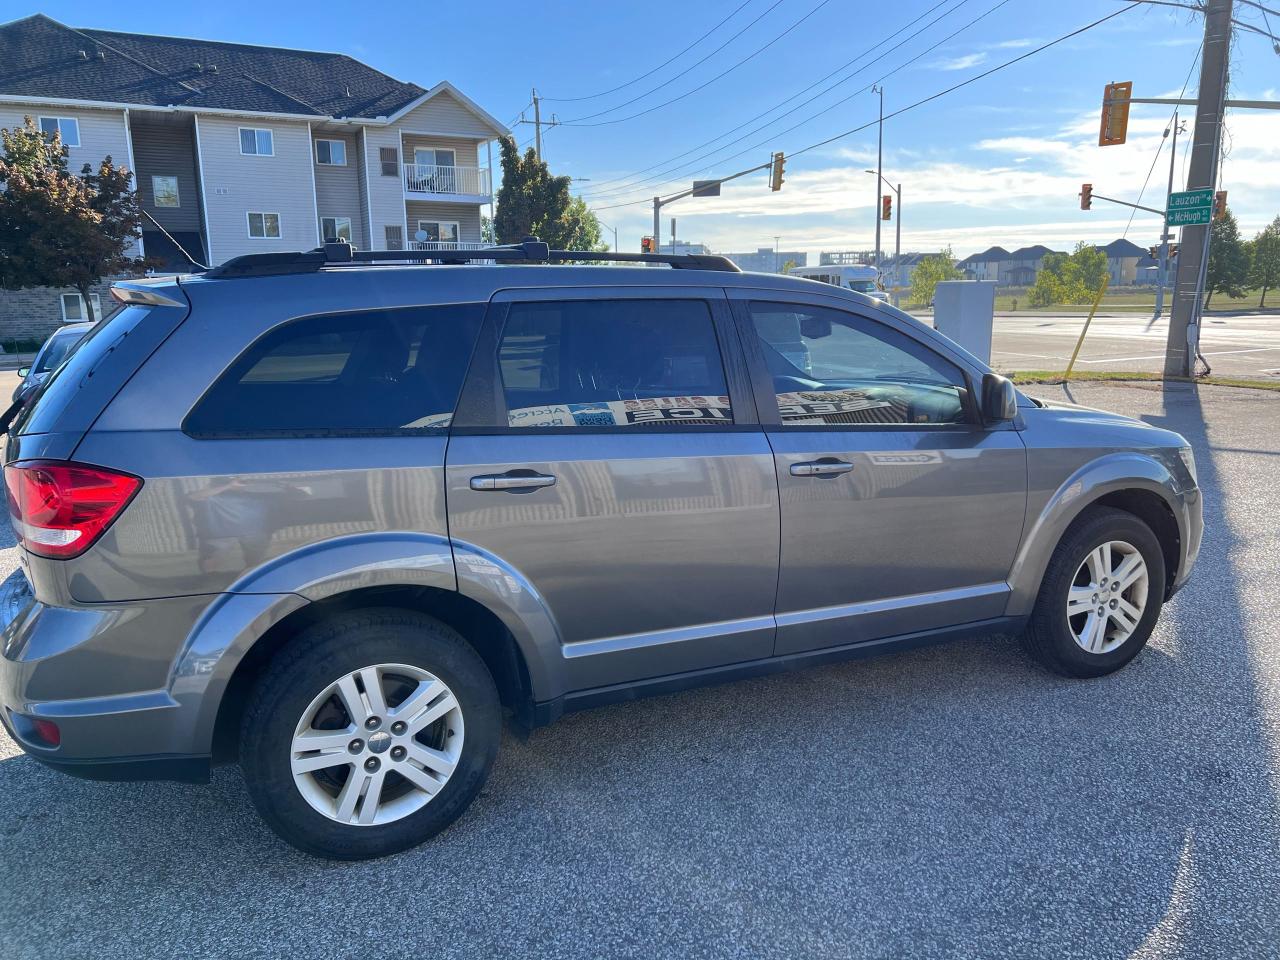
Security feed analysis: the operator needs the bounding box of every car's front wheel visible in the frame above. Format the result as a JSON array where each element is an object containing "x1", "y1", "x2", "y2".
[
  {"x1": 240, "y1": 609, "x2": 500, "y2": 860},
  {"x1": 1023, "y1": 506, "x2": 1166, "y2": 678}
]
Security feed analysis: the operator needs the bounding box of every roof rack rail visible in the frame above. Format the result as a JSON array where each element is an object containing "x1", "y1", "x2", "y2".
[{"x1": 204, "y1": 237, "x2": 742, "y2": 279}]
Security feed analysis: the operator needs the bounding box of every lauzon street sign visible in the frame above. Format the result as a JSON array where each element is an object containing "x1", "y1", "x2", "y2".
[{"x1": 1166, "y1": 188, "x2": 1214, "y2": 226}]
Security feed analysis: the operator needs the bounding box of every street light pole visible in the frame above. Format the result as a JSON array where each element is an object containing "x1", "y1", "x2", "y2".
[
  {"x1": 866, "y1": 169, "x2": 902, "y2": 303},
  {"x1": 774, "y1": 236, "x2": 780, "y2": 273},
  {"x1": 872, "y1": 85, "x2": 884, "y2": 269}
]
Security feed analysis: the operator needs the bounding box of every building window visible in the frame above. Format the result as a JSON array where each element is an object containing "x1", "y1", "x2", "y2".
[
  {"x1": 247, "y1": 212, "x2": 282, "y2": 239},
  {"x1": 239, "y1": 128, "x2": 274, "y2": 156},
  {"x1": 379, "y1": 147, "x2": 399, "y2": 177},
  {"x1": 60, "y1": 293, "x2": 101, "y2": 322},
  {"x1": 152, "y1": 175, "x2": 180, "y2": 208},
  {"x1": 38, "y1": 116, "x2": 80, "y2": 147},
  {"x1": 385, "y1": 225, "x2": 404, "y2": 250},
  {"x1": 321, "y1": 217, "x2": 352, "y2": 243},
  {"x1": 413, "y1": 148, "x2": 455, "y2": 167},
  {"x1": 415, "y1": 221, "x2": 459, "y2": 245},
  {"x1": 315, "y1": 139, "x2": 346, "y2": 165}
]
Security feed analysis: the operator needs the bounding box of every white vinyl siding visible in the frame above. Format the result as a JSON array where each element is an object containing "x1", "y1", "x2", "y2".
[
  {"x1": 315, "y1": 139, "x2": 346, "y2": 165},
  {"x1": 406, "y1": 201, "x2": 481, "y2": 244},
  {"x1": 393, "y1": 90, "x2": 497, "y2": 138},
  {"x1": 313, "y1": 132, "x2": 366, "y2": 249},
  {"x1": 239, "y1": 127, "x2": 274, "y2": 156},
  {"x1": 0, "y1": 103, "x2": 131, "y2": 183},
  {"x1": 39, "y1": 115, "x2": 80, "y2": 146},
  {"x1": 247, "y1": 212, "x2": 282, "y2": 238},
  {"x1": 361, "y1": 125, "x2": 405, "y2": 252},
  {"x1": 197, "y1": 116, "x2": 316, "y2": 262},
  {"x1": 61, "y1": 293, "x2": 100, "y2": 321}
]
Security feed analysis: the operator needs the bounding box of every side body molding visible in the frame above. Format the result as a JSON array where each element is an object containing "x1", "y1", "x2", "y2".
[
  {"x1": 1005, "y1": 452, "x2": 1185, "y2": 618},
  {"x1": 172, "y1": 532, "x2": 458, "y2": 755}
]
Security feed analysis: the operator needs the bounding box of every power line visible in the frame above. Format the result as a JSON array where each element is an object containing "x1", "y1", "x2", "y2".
[
  {"x1": 540, "y1": 0, "x2": 756, "y2": 103},
  {"x1": 557, "y1": 0, "x2": 790, "y2": 123},
  {"x1": 585, "y1": 0, "x2": 1013, "y2": 206},
  {"x1": 592, "y1": 2, "x2": 1142, "y2": 212},
  {"x1": 561, "y1": 0, "x2": 834, "y2": 126},
  {"x1": 578, "y1": 0, "x2": 966, "y2": 197}
]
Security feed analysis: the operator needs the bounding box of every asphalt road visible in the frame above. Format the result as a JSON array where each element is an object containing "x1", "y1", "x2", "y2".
[
  {"x1": 987, "y1": 311, "x2": 1280, "y2": 379},
  {"x1": 1, "y1": 382, "x2": 1278, "y2": 959}
]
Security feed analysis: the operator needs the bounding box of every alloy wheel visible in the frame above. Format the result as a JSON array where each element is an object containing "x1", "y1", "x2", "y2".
[{"x1": 1066, "y1": 540, "x2": 1150, "y2": 655}]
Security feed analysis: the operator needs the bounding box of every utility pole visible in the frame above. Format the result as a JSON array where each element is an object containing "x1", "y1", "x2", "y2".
[
  {"x1": 893, "y1": 182, "x2": 901, "y2": 300},
  {"x1": 671, "y1": 217, "x2": 677, "y2": 255},
  {"x1": 1165, "y1": 0, "x2": 1233, "y2": 376},
  {"x1": 532, "y1": 88, "x2": 542, "y2": 160},
  {"x1": 774, "y1": 236, "x2": 780, "y2": 272},
  {"x1": 1153, "y1": 111, "x2": 1182, "y2": 322},
  {"x1": 872, "y1": 85, "x2": 884, "y2": 268}
]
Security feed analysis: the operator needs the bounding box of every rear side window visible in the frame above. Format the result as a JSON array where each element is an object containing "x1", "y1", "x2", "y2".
[
  {"x1": 184, "y1": 304, "x2": 483, "y2": 436},
  {"x1": 497, "y1": 299, "x2": 733, "y2": 428}
]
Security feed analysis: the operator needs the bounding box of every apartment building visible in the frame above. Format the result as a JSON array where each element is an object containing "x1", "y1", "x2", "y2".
[
  {"x1": 724, "y1": 247, "x2": 808, "y2": 273},
  {"x1": 0, "y1": 14, "x2": 506, "y2": 335}
]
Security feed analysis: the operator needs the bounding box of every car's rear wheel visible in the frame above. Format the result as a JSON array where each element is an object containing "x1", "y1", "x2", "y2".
[
  {"x1": 1023, "y1": 507, "x2": 1166, "y2": 678},
  {"x1": 240, "y1": 609, "x2": 500, "y2": 860}
]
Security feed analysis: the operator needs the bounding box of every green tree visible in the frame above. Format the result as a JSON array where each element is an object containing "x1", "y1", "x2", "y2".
[
  {"x1": 563, "y1": 195, "x2": 608, "y2": 253},
  {"x1": 1248, "y1": 215, "x2": 1280, "y2": 307},
  {"x1": 909, "y1": 247, "x2": 961, "y2": 305},
  {"x1": 1203, "y1": 207, "x2": 1251, "y2": 308},
  {"x1": 780, "y1": 258, "x2": 798, "y2": 274},
  {"x1": 1028, "y1": 243, "x2": 1108, "y2": 306},
  {"x1": 0, "y1": 116, "x2": 144, "y2": 322},
  {"x1": 493, "y1": 136, "x2": 605, "y2": 251}
]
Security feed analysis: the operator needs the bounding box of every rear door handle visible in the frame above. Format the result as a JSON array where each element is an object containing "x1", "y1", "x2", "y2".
[
  {"x1": 790, "y1": 460, "x2": 854, "y2": 477},
  {"x1": 470, "y1": 473, "x2": 557, "y2": 491}
]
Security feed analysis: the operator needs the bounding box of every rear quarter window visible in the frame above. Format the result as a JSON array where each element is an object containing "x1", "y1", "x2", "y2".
[{"x1": 183, "y1": 303, "x2": 483, "y2": 436}]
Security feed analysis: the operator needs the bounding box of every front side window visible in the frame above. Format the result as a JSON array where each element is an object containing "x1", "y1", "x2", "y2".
[
  {"x1": 248, "y1": 212, "x2": 281, "y2": 239},
  {"x1": 39, "y1": 116, "x2": 79, "y2": 147},
  {"x1": 747, "y1": 301, "x2": 968, "y2": 426},
  {"x1": 152, "y1": 175, "x2": 180, "y2": 207},
  {"x1": 184, "y1": 304, "x2": 484, "y2": 436},
  {"x1": 60, "y1": 293, "x2": 101, "y2": 322},
  {"x1": 321, "y1": 216, "x2": 352, "y2": 242},
  {"x1": 315, "y1": 139, "x2": 347, "y2": 165},
  {"x1": 239, "y1": 127, "x2": 274, "y2": 156},
  {"x1": 498, "y1": 299, "x2": 732, "y2": 429}
]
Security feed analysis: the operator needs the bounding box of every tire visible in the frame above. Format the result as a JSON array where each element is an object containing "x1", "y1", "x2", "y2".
[
  {"x1": 240, "y1": 608, "x2": 500, "y2": 860},
  {"x1": 1022, "y1": 506, "x2": 1166, "y2": 678}
]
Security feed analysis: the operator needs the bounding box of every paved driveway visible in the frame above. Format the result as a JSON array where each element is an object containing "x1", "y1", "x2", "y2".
[{"x1": 1, "y1": 382, "x2": 1278, "y2": 959}]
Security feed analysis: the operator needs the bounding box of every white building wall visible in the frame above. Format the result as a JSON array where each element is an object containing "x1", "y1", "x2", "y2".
[
  {"x1": 395, "y1": 90, "x2": 496, "y2": 137},
  {"x1": 362, "y1": 125, "x2": 407, "y2": 249},
  {"x1": 195, "y1": 115, "x2": 318, "y2": 264}
]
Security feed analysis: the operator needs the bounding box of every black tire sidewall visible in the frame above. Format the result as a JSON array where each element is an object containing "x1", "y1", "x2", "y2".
[
  {"x1": 1030, "y1": 509, "x2": 1166, "y2": 677},
  {"x1": 240, "y1": 609, "x2": 500, "y2": 860}
]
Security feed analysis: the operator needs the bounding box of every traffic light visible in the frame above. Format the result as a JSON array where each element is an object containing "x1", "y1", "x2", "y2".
[
  {"x1": 881, "y1": 195, "x2": 893, "y2": 221},
  {"x1": 1080, "y1": 183, "x2": 1093, "y2": 210},
  {"x1": 1099, "y1": 81, "x2": 1132, "y2": 146},
  {"x1": 1148, "y1": 245, "x2": 1160, "y2": 260},
  {"x1": 1168, "y1": 243, "x2": 1179, "y2": 260},
  {"x1": 641, "y1": 236, "x2": 655, "y2": 254},
  {"x1": 1213, "y1": 190, "x2": 1228, "y2": 220},
  {"x1": 769, "y1": 152, "x2": 786, "y2": 192}
]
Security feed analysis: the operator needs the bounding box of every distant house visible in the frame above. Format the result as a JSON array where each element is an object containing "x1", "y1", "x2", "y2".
[
  {"x1": 1095, "y1": 238, "x2": 1148, "y2": 286},
  {"x1": 879, "y1": 252, "x2": 937, "y2": 289},
  {"x1": 1002, "y1": 245, "x2": 1058, "y2": 286},
  {"x1": 958, "y1": 246, "x2": 1010, "y2": 283},
  {"x1": 1135, "y1": 249, "x2": 1179, "y2": 285}
]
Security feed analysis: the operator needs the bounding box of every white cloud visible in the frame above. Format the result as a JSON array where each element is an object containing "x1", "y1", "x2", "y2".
[
  {"x1": 925, "y1": 52, "x2": 988, "y2": 71},
  {"x1": 987, "y1": 38, "x2": 1038, "y2": 49}
]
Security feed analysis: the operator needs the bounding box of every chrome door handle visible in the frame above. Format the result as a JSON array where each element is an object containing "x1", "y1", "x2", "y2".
[
  {"x1": 470, "y1": 473, "x2": 557, "y2": 491},
  {"x1": 790, "y1": 460, "x2": 854, "y2": 477}
]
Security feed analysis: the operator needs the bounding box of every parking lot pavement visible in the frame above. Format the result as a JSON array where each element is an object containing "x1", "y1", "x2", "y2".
[{"x1": 1, "y1": 382, "x2": 1278, "y2": 959}]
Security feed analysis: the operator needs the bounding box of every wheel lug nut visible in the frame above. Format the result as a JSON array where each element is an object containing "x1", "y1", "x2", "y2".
[
  {"x1": 390, "y1": 720, "x2": 407, "y2": 736},
  {"x1": 348, "y1": 739, "x2": 364, "y2": 753},
  {"x1": 1110, "y1": 599, "x2": 1118, "y2": 608},
  {"x1": 390, "y1": 746, "x2": 407, "y2": 761},
  {"x1": 1112, "y1": 582, "x2": 1121, "y2": 591},
  {"x1": 364, "y1": 716, "x2": 381, "y2": 731},
  {"x1": 364, "y1": 757, "x2": 380, "y2": 772}
]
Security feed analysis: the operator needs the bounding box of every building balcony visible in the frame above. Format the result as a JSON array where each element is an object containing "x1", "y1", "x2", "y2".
[
  {"x1": 403, "y1": 163, "x2": 491, "y2": 201},
  {"x1": 407, "y1": 240, "x2": 489, "y2": 252}
]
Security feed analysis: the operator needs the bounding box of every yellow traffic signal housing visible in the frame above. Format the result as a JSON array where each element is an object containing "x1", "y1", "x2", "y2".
[
  {"x1": 769, "y1": 152, "x2": 785, "y2": 191},
  {"x1": 881, "y1": 195, "x2": 892, "y2": 221},
  {"x1": 1099, "y1": 81, "x2": 1133, "y2": 146},
  {"x1": 1080, "y1": 183, "x2": 1093, "y2": 210},
  {"x1": 1213, "y1": 190, "x2": 1228, "y2": 220}
]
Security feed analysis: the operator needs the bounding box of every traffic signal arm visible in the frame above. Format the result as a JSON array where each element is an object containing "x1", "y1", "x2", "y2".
[{"x1": 1079, "y1": 186, "x2": 1165, "y2": 217}]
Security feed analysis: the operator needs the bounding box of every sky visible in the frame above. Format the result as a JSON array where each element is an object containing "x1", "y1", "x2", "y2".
[{"x1": 31, "y1": 0, "x2": 1280, "y2": 259}]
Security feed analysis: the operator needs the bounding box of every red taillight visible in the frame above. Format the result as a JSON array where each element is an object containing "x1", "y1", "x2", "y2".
[{"x1": 4, "y1": 460, "x2": 141, "y2": 559}]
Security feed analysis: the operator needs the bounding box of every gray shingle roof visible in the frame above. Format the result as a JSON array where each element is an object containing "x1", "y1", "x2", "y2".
[{"x1": 0, "y1": 13, "x2": 426, "y2": 119}]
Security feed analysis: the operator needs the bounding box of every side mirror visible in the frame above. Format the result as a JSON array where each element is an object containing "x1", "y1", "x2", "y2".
[
  {"x1": 981, "y1": 373, "x2": 1018, "y2": 422},
  {"x1": 16, "y1": 366, "x2": 29, "y2": 378}
]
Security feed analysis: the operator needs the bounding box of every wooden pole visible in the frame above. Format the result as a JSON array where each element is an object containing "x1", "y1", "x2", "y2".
[{"x1": 1065, "y1": 275, "x2": 1111, "y2": 379}]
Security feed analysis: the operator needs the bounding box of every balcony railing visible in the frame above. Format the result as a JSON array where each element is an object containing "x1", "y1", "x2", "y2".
[
  {"x1": 403, "y1": 163, "x2": 491, "y2": 196},
  {"x1": 407, "y1": 240, "x2": 489, "y2": 251}
]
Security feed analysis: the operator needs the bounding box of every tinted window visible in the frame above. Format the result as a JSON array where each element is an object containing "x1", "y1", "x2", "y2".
[
  {"x1": 498, "y1": 300, "x2": 732, "y2": 428},
  {"x1": 185, "y1": 304, "x2": 482, "y2": 436},
  {"x1": 748, "y1": 301, "x2": 968, "y2": 426},
  {"x1": 34, "y1": 330, "x2": 86, "y2": 374}
]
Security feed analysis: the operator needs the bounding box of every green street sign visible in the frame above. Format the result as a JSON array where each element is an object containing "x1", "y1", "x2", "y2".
[
  {"x1": 1167, "y1": 206, "x2": 1213, "y2": 226},
  {"x1": 1166, "y1": 188, "x2": 1214, "y2": 226}
]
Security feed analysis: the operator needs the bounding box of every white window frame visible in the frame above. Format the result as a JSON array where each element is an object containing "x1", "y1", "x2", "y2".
[
  {"x1": 315, "y1": 139, "x2": 347, "y2": 166},
  {"x1": 247, "y1": 212, "x2": 282, "y2": 239},
  {"x1": 321, "y1": 216, "x2": 353, "y2": 242},
  {"x1": 416, "y1": 220, "x2": 460, "y2": 244},
  {"x1": 413, "y1": 147, "x2": 455, "y2": 167},
  {"x1": 239, "y1": 127, "x2": 275, "y2": 157},
  {"x1": 60, "y1": 293, "x2": 100, "y2": 322},
  {"x1": 39, "y1": 116, "x2": 80, "y2": 147},
  {"x1": 151, "y1": 175, "x2": 180, "y2": 208}
]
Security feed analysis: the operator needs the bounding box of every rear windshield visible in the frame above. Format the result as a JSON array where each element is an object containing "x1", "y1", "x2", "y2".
[
  {"x1": 33, "y1": 329, "x2": 86, "y2": 374},
  {"x1": 13, "y1": 305, "x2": 149, "y2": 436}
]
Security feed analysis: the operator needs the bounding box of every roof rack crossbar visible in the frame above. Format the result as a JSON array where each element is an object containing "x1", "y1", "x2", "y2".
[{"x1": 204, "y1": 238, "x2": 742, "y2": 279}]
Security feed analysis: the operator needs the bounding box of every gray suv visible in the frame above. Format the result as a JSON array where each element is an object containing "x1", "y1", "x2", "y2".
[{"x1": 0, "y1": 241, "x2": 1202, "y2": 860}]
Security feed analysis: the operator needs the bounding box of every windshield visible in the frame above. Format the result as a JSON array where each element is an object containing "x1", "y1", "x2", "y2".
[
  {"x1": 33, "y1": 330, "x2": 85, "y2": 374},
  {"x1": 848, "y1": 279, "x2": 877, "y2": 293}
]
